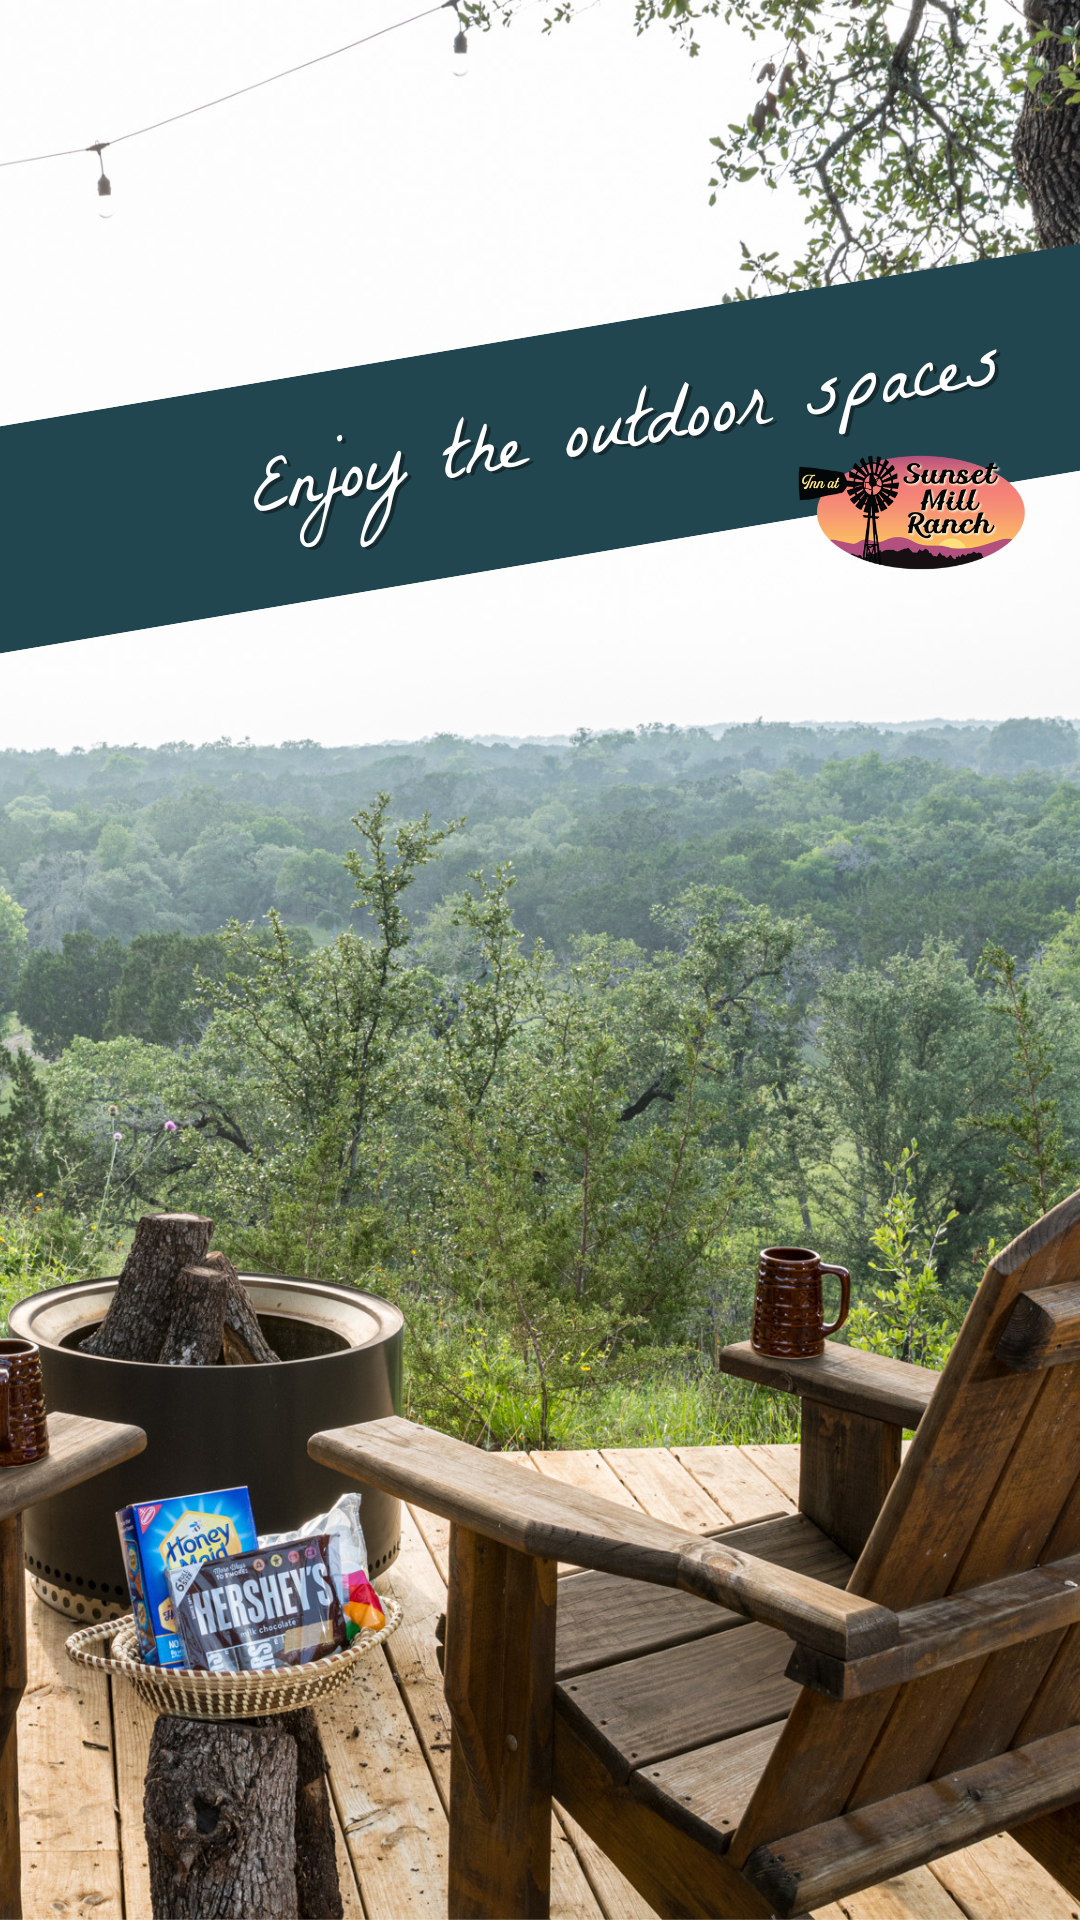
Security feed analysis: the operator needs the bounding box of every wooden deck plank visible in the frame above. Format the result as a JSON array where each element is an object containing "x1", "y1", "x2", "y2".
[
  {"x1": 18, "y1": 1585, "x2": 120, "y2": 1858},
  {"x1": 599, "y1": 1449, "x2": 729, "y2": 1533},
  {"x1": 533, "y1": 1450, "x2": 644, "y2": 1511},
  {"x1": 671, "y1": 1444, "x2": 797, "y2": 1523},
  {"x1": 108, "y1": 1662, "x2": 156, "y2": 1919},
  {"x1": 738, "y1": 1441, "x2": 802, "y2": 1505},
  {"x1": 316, "y1": 1641, "x2": 449, "y2": 1920},
  {"x1": 20, "y1": 1850, "x2": 124, "y2": 1919},
  {"x1": 928, "y1": 1831, "x2": 1080, "y2": 1918},
  {"x1": 811, "y1": 1863, "x2": 968, "y2": 1917}
]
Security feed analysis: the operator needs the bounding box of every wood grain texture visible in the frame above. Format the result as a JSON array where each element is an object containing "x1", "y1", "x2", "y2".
[
  {"x1": 310, "y1": 1417, "x2": 898, "y2": 1661},
  {"x1": 0, "y1": 1411, "x2": 145, "y2": 1523},
  {"x1": 786, "y1": 1549, "x2": 1080, "y2": 1702},
  {"x1": 629, "y1": 1722, "x2": 783, "y2": 1846},
  {"x1": 553, "y1": 1710, "x2": 774, "y2": 1919},
  {"x1": 559, "y1": 1515, "x2": 852, "y2": 1682},
  {"x1": 599, "y1": 1451, "x2": 728, "y2": 1534},
  {"x1": 739, "y1": 1443, "x2": 802, "y2": 1506},
  {"x1": 557, "y1": 1620, "x2": 798, "y2": 1784},
  {"x1": 799, "y1": 1401, "x2": 901, "y2": 1560},
  {"x1": 18, "y1": 1586, "x2": 119, "y2": 1857},
  {"x1": 446, "y1": 1525, "x2": 557, "y2": 1918},
  {"x1": 743, "y1": 1724, "x2": 1080, "y2": 1915},
  {"x1": 671, "y1": 1444, "x2": 796, "y2": 1523},
  {"x1": 930, "y1": 1829, "x2": 1080, "y2": 1917},
  {"x1": 995, "y1": 1280, "x2": 1080, "y2": 1372},
  {"x1": 316, "y1": 1641, "x2": 449, "y2": 1920},
  {"x1": 717, "y1": 1341, "x2": 938, "y2": 1430}
]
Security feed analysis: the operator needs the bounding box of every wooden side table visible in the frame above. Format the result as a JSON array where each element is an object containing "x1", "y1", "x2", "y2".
[{"x1": 0, "y1": 1411, "x2": 146, "y2": 1920}]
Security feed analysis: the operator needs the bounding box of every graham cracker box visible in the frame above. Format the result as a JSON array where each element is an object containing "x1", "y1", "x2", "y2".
[{"x1": 116, "y1": 1487, "x2": 258, "y2": 1666}]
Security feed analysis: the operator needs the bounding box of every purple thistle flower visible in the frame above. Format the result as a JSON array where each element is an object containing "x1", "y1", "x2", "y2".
[
  {"x1": 164, "y1": 1120, "x2": 178, "y2": 1133},
  {"x1": 112, "y1": 1131, "x2": 123, "y2": 1142}
]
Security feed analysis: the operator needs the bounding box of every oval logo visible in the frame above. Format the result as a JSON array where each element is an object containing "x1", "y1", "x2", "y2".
[{"x1": 817, "y1": 456, "x2": 1023, "y2": 569}]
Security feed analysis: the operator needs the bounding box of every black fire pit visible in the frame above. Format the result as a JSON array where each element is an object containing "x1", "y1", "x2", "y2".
[{"x1": 10, "y1": 1272, "x2": 403, "y2": 1626}]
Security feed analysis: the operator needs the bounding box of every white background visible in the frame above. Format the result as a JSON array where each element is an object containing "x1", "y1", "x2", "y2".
[{"x1": 0, "y1": 0, "x2": 1072, "y2": 746}]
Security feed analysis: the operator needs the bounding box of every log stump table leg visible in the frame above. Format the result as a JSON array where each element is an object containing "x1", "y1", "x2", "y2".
[
  {"x1": 0, "y1": 1515, "x2": 26, "y2": 1920},
  {"x1": 445, "y1": 1524, "x2": 557, "y2": 1920}
]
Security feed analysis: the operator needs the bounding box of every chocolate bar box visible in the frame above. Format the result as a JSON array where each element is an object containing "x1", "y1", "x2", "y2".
[
  {"x1": 169, "y1": 1535, "x2": 346, "y2": 1671},
  {"x1": 116, "y1": 1487, "x2": 258, "y2": 1666}
]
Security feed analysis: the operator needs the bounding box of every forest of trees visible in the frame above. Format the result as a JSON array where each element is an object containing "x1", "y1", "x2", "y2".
[{"x1": 3, "y1": 715, "x2": 1080, "y2": 1446}]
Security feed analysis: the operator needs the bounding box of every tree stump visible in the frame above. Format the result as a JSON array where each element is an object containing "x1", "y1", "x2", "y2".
[
  {"x1": 158, "y1": 1268, "x2": 232, "y2": 1367},
  {"x1": 202, "y1": 1250, "x2": 280, "y2": 1365},
  {"x1": 144, "y1": 1717, "x2": 299, "y2": 1919},
  {"x1": 82, "y1": 1214, "x2": 213, "y2": 1361},
  {"x1": 143, "y1": 1712, "x2": 341, "y2": 1920},
  {"x1": 264, "y1": 1710, "x2": 344, "y2": 1919}
]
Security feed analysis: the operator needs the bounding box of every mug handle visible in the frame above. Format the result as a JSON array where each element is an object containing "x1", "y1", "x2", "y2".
[
  {"x1": 0, "y1": 1364, "x2": 9, "y2": 1454},
  {"x1": 820, "y1": 1265, "x2": 851, "y2": 1336}
]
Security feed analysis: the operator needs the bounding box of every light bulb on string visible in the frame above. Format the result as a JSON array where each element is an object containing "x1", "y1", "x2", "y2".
[
  {"x1": 89, "y1": 142, "x2": 113, "y2": 218},
  {"x1": 444, "y1": 1, "x2": 468, "y2": 75}
]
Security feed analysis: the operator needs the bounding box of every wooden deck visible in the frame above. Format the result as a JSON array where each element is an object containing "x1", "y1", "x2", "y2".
[{"x1": 17, "y1": 1442, "x2": 1079, "y2": 1920}]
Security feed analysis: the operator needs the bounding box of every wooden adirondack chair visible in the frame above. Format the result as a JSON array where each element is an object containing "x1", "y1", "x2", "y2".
[{"x1": 309, "y1": 1191, "x2": 1080, "y2": 1919}]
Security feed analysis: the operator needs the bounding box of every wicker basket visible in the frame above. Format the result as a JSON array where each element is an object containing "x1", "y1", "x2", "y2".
[{"x1": 65, "y1": 1597, "x2": 402, "y2": 1720}]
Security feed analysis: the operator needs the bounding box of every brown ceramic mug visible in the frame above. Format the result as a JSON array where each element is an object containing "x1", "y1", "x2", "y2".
[
  {"x1": 751, "y1": 1246, "x2": 851, "y2": 1358},
  {"x1": 0, "y1": 1337, "x2": 50, "y2": 1468}
]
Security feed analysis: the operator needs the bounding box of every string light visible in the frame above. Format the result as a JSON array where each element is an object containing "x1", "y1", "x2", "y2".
[
  {"x1": 451, "y1": 4, "x2": 469, "y2": 77},
  {"x1": 88, "y1": 142, "x2": 112, "y2": 219},
  {"x1": 0, "y1": 3, "x2": 471, "y2": 214}
]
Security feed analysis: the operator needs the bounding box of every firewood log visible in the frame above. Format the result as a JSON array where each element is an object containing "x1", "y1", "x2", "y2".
[
  {"x1": 157, "y1": 1267, "x2": 230, "y2": 1367},
  {"x1": 144, "y1": 1718, "x2": 299, "y2": 1919},
  {"x1": 202, "y1": 1249, "x2": 280, "y2": 1363},
  {"x1": 143, "y1": 1712, "x2": 341, "y2": 1919},
  {"x1": 81, "y1": 1214, "x2": 213, "y2": 1361}
]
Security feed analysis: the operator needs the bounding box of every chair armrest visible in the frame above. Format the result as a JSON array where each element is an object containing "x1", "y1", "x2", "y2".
[
  {"x1": 717, "y1": 1339, "x2": 938, "y2": 1428},
  {"x1": 0, "y1": 1411, "x2": 146, "y2": 1523},
  {"x1": 309, "y1": 1415, "x2": 897, "y2": 1661}
]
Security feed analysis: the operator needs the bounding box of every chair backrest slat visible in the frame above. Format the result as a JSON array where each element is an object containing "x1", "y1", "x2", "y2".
[{"x1": 730, "y1": 1193, "x2": 1080, "y2": 1869}]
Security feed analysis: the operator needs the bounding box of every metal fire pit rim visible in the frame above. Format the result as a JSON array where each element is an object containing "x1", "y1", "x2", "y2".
[{"x1": 10, "y1": 1270, "x2": 403, "y2": 1368}]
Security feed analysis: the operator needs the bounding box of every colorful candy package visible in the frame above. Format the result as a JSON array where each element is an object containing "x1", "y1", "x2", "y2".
[
  {"x1": 116, "y1": 1486, "x2": 258, "y2": 1666},
  {"x1": 260, "y1": 1492, "x2": 385, "y2": 1639}
]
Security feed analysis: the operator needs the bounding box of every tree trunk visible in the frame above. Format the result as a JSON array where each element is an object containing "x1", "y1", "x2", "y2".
[
  {"x1": 144, "y1": 1718, "x2": 298, "y2": 1919},
  {"x1": 202, "y1": 1251, "x2": 280, "y2": 1364},
  {"x1": 157, "y1": 1268, "x2": 231, "y2": 1367},
  {"x1": 1014, "y1": 0, "x2": 1080, "y2": 246},
  {"x1": 82, "y1": 1215, "x2": 213, "y2": 1361},
  {"x1": 263, "y1": 1710, "x2": 343, "y2": 1920}
]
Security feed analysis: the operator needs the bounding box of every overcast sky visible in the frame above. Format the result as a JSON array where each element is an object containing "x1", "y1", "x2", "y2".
[{"x1": 1, "y1": 0, "x2": 1072, "y2": 748}]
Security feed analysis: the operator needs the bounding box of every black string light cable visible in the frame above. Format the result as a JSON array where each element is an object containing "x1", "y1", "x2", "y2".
[{"x1": 0, "y1": 0, "x2": 468, "y2": 211}]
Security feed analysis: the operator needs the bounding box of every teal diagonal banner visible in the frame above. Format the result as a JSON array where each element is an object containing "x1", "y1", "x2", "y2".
[{"x1": 2, "y1": 245, "x2": 1075, "y2": 653}]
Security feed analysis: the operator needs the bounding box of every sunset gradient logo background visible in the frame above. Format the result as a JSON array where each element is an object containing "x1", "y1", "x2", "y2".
[{"x1": 818, "y1": 455, "x2": 1024, "y2": 570}]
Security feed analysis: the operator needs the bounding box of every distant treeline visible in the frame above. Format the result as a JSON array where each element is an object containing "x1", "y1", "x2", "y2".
[{"x1": 1, "y1": 717, "x2": 1079, "y2": 967}]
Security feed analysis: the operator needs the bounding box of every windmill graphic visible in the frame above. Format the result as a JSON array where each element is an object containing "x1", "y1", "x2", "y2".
[{"x1": 846, "y1": 456, "x2": 899, "y2": 561}]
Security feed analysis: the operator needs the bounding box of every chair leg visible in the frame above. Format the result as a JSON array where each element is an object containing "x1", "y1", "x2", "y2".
[
  {"x1": 1012, "y1": 1804, "x2": 1080, "y2": 1899},
  {"x1": 0, "y1": 1515, "x2": 26, "y2": 1920},
  {"x1": 445, "y1": 1524, "x2": 557, "y2": 1920}
]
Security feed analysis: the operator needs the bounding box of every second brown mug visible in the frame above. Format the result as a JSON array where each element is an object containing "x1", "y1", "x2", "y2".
[
  {"x1": 751, "y1": 1246, "x2": 850, "y2": 1358},
  {"x1": 0, "y1": 1337, "x2": 50, "y2": 1468}
]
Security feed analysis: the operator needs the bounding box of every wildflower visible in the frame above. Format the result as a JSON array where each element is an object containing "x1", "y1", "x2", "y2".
[
  {"x1": 163, "y1": 1120, "x2": 178, "y2": 1133},
  {"x1": 112, "y1": 1131, "x2": 122, "y2": 1142},
  {"x1": 108, "y1": 1104, "x2": 118, "y2": 1116}
]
